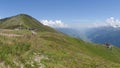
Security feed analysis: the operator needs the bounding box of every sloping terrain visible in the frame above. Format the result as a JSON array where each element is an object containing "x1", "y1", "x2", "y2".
[
  {"x1": 0, "y1": 14, "x2": 56, "y2": 32},
  {"x1": 0, "y1": 29, "x2": 120, "y2": 68},
  {"x1": 0, "y1": 14, "x2": 119, "y2": 68}
]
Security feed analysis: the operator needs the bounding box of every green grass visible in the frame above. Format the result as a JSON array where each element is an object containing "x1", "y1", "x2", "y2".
[
  {"x1": 0, "y1": 29, "x2": 119, "y2": 68},
  {"x1": 0, "y1": 14, "x2": 120, "y2": 68},
  {"x1": 0, "y1": 14, "x2": 57, "y2": 32}
]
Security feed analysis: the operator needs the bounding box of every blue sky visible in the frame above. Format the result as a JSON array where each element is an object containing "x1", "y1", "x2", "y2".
[{"x1": 0, "y1": 0, "x2": 120, "y2": 28}]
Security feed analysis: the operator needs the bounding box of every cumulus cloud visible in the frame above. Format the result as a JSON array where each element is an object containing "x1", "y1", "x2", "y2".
[
  {"x1": 40, "y1": 17, "x2": 120, "y2": 29},
  {"x1": 89, "y1": 17, "x2": 120, "y2": 28},
  {"x1": 106, "y1": 17, "x2": 120, "y2": 28},
  {"x1": 41, "y1": 20, "x2": 69, "y2": 28}
]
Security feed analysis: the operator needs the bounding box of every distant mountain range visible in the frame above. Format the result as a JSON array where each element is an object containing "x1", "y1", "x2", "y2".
[
  {"x1": 86, "y1": 26, "x2": 120, "y2": 47},
  {"x1": 56, "y1": 26, "x2": 120, "y2": 47},
  {"x1": 58, "y1": 26, "x2": 120, "y2": 47},
  {"x1": 56, "y1": 28, "x2": 90, "y2": 41}
]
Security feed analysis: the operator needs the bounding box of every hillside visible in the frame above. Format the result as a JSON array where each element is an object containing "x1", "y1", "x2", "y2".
[
  {"x1": 0, "y1": 14, "x2": 120, "y2": 68},
  {"x1": 0, "y1": 14, "x2": 56, "y2": 32}
]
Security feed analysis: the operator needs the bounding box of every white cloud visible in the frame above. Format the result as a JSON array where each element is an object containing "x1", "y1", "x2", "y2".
[
  {"x1": 106, "y1": 17, "x2": 120, "y2": 28},
  {"x1": 87, "y1": 17, "x2": 120, "y2": 28},
  {"x1": 41, "y1": 20, "x2": 69, "y2": 28},
  {"x1": 40, "y1": 17, "x2": 120, "y2": 29}
]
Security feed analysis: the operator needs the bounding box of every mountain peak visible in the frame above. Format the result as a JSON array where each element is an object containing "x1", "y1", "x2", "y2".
[
  {"x1": 0, "y1": 14, "x2": 42, "y2": 29},
  {"x1": 0, "y1": 14, "x2": 56, "y2": 32},
  {"x1": 14, "y1": 14, "x2": 34, "y2": 19},
  {"x1": 16, "y1": 13, "x2": 27, "y2": 16},
  {"x1": 16, "y1": 14, "x2": 32, "y2": 17}
]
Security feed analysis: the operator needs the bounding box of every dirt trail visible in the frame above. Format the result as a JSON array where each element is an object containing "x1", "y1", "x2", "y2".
[
  {"x1": 0, "y1": 33, "x2": 23, "y2": 37},
  {"x1": 0, "y1": 29, "x2": 37, "y2": 37}
]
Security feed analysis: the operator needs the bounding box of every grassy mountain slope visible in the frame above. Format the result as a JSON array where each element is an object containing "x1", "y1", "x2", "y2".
[
  {"x1": 0, "y1": 14, "x2": 56, "y2": 32},
  {"x1": 0, "y1": 30, "x2": 120, "y2": 68},
  {"x1": 0, "y1": 14, "x2": 119, "y2": 68}
]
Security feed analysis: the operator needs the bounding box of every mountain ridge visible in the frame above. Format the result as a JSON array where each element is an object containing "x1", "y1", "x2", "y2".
[
  {"x1": 0, "y1": 14, "x2": 120, "y2": 68},
  {"x1": 0, "y1": 14, "x2": 57, "y2": 32}
]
